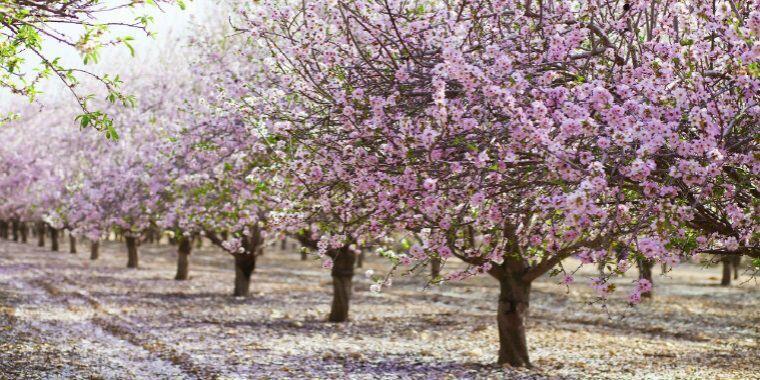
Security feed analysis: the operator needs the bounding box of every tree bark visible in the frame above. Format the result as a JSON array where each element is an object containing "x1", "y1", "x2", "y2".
[
  {"x1": 356, "y1": 250, "x2": 364, "y2": 268},
  {"x1": 721, "y1": 256, "x2": 732, "y2": 286},
  {"x1": 12, "y1": 221, "x2": 19, "y2": 241},
  {"x1": 732, "y1": 256, "x2": 741, "y2": 280},
  {"x1": 329, "y1": 248, "x2": 356, "y2": 323},
  {"x1": 280, "y1": 238, "x2": 287, "y2": 251},
  {"x1": 233, "y1": 254, "x2": 256, "y2": 297},
  {"x1": 431, "y1": 257, "x2": 441, "y2": 278},
  {"x1": 90, "y1": 241, "x2": 100, "y2": 260},
  {"x1": 36, "y1": 222, "x2": 45, "y2": 247},
  {"x1": 0, "y1": 220, "x2": 7, "y2": 239},
  {"x1": 69, "y1": 234, "x2": 77, "y2": 254},
  {"x1": 50, "y1": 227, "x2": 59, "y2": 252},
  {"x1": 637, "y1": 259, "x2": 654, "y2": 298},
  {"x1": 496, "y1": 272, "x2": 532, "y2": 367},
  {"x1": 20, "y1": 223, "x2": 28, "y2": 243},
  {"x1": 126, "y1": 236, "x2": 139, "y2": 269},
  {"x1": 175, "y1": 236, "x2": 192, "y2": 280}
]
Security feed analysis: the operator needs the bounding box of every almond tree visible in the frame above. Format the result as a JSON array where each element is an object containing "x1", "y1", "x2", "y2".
[{"x1": 242, "y1": 0, "x2": 758, "y2": 366}]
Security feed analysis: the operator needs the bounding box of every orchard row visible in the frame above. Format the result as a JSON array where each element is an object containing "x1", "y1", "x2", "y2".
[{"x1": 0, "y1": 1, "x2": 757, "y2": 367}]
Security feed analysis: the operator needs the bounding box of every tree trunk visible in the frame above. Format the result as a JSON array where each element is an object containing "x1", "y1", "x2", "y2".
[
  {"x1": 233, "y1": 254, "x2": 256, "y2": 297},
  {"x1": 69, "y1": 234, "x2": 77, "y2": 254},
  {"x1": 20, "y1": 223, "x2": 28, "y2": 243},
  {"x1": 90, "y1": 241, "x2": 100, "y2": 260},
  {"x1": 175, "y1": 236, "x2": 192, "y2": 280},
  {"x1": 329, "y1": 248, "x2": 356, "y2": 322},
  {"x1": 301, "y1": 250, "x2": 308, "y2": 261},
  {"x1": 36, "y1": 222, "x2": 45, "y2": 247},
  {"x1": 280, "y1": 238, "x2": 287, "y2": 251},
  {"x1": 431, "y1": 257, "x2": 441, "y2": 278},
  {"x1": 637, "y1": 259, "x2": 654, "y2": 298},
  {"x1": 732, "y1": 256, "x2": 741, "y2": 280},
  {"x1": 721, "y1": 256, "x2": 732, "y2": 286},
  {"x1": 126, "y1": 236, "x2": 139, "y2": 269},
  {"x1": 356, "y1": 250, "x2": 364, "y2": 268},
  {"x1": 496, "y1": 273, "x2": 532, "y2": 367},
  {"x1": 12, "y1": 221, "x2": 19, "y2": 241},
  {"x1": 50, "y1": 227, "x2": 59, "y2": 252}
]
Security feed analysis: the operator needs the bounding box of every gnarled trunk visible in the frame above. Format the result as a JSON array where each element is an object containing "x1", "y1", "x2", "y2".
[
  {"x1": 50, "y1": 227, "x2": 59, "y2": 252},
  {"x1": 90, "y1": 241, "x2": 100, "y2": 260},
  {"x1": 69, "y1": 234, "x2": 77, "y2": 254},
  {"x1": 36, "y1": 222, "x2": 45, "y2": 247},
  {"x1": 329, "y1": 248, "x2": 356, "y2": 323},
  {"x1": 637, "y1": 259, "x2": 654, "y2": 298},
  {"x1": 233, "y1": 254, "x2": 256, "y2": 297},
  {"x1": 126, "y1": 236, "x2": 139, "y2": 268},
  {"x1": 721, "y1": 256, "x2": 732, "y2": 286},
  {"x1": 496, "y1": 272, "x2": 531, "y2": 367},
  {"x1": 175, "y1": 236, "x2": 192, "y2": 280}
]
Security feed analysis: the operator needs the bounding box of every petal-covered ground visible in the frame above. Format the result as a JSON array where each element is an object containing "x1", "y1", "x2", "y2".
[{"x1": 0, "y1": 238, "x2": 757, "y2": 379}]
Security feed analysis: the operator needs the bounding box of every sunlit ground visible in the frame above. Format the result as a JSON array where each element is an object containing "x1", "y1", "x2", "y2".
[{"x1": 0, "y1": 238, "x2": 757, "y2": 379}]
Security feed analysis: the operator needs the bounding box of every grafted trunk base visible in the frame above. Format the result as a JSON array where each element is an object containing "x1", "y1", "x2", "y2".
[
  {"x1": 496, "y1": 275, "x2": 531, "y2": 367},
  {"x1": 328, "y1": 248, "x2": 356, "y2": 323}
]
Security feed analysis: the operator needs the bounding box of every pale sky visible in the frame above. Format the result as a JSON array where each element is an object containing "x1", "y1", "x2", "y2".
[{"x1": 1, "y1": 0, "x2": 221, "y2": 110}]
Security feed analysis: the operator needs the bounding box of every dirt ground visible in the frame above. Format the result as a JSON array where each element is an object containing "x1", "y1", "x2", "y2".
[{"x1": 0, "y1": 237, "x2": 757, "y2": 379}]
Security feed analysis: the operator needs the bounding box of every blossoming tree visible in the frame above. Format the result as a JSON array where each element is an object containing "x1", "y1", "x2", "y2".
[{"x1": 242, "y1": 0, "x2": 759, "y2": 366}]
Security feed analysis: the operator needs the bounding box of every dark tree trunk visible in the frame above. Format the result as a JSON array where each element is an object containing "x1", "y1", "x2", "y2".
[
  {"x1": 496, "y1": 272, "x2": 532, "y2": 367},
  {"x1": 721, "y1": 256, "x2": 732, "y2": 286},
  {"x1": 69, "y1": 234, "x2": 77, "y2": 254},
  {"x1": 126, "y1": 236, "x2": 139, "y2": 269},
  {"x1": 20, "y1": 223, "x2": 28, "y2": 243},
  {"x1": 280, "y1": 238, "x2": 287, "y2": 251},
  {"x1": 0, "y1": 220, "x2": 7, "y2": 239},
  {"x1": 233, "y1": 254, "x2": 256, "y2": 297},
  {"x1": 637, "y1": 259, "x2": 654, "y2": 298},
  {"x1": 356, "y1": 250, "x2": 364, "y2": 268},
  {"x1": 732, "y1": 256, "x2": 741, "y2": 280},
  {"x1": 12, "y1": 221, "x2": 19, "y2": 241},
  {"x1": 50, "y1": 227, "x2": 59, "y2": 252},
  {"x1": 329, "y1": 248, "x2": 356, "y2": 322},
  {"x1": 431, "y1": 257, "x2": 441, "y2": 278},
  {"x1": 36, "y1": 222, "x2": 45, "y2": 247},
  {"x1": 175, "y1": 236, "x2": 192, "y2": 280},
  {"x1": 90, "y1": 241, "x2": 100, "y2": 260}
]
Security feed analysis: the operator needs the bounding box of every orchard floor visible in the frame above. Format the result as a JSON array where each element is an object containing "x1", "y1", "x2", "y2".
[{"x1": 0, "y1": 239, "x2": 757, "y2": 380}]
